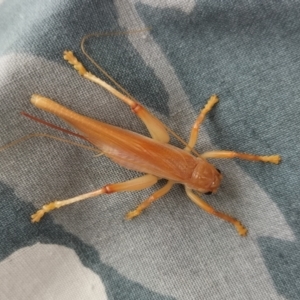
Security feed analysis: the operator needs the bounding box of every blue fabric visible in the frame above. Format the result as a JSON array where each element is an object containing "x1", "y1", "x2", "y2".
[{"x1": 0, "y1": 1, "x2": 299, "y2": 299}]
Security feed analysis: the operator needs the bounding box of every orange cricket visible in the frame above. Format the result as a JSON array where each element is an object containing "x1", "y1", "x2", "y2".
[{"x1": 26, "y1": 51, "x2": 281, "y2": 236}]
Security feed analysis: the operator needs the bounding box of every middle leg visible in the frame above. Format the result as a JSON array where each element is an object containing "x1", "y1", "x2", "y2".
[
  {"x1": 63, "y1": 51, "x2": 170, "y2": 143},
  {"x1": 126, "y1": 180, "x2": 174, "y2": 219}
]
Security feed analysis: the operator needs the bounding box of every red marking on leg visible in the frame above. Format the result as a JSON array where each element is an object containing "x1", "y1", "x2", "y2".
[
  {"x1": 131, "y1": 103, "x2": 142, "y2": 114},
  {"x1": 103, "y1": 185, "x2": 115, "y2": 194}
]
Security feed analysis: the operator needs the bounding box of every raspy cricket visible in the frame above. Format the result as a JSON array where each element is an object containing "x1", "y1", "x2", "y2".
[{"x1": 0, "y1": 34, "x2": 281, "y2": 236}]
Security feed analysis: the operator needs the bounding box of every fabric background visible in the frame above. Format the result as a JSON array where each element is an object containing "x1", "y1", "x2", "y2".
[{"x1": 0, "y1": 1, "x2": 299, "y2": 299}]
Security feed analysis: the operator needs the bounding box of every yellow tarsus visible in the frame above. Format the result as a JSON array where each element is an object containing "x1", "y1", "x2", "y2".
[
  {"x1": 235, "y1": 221, "x2": 248, "y2": 236},
  {"x1": 125, "y1": 210, "x2": 140, "y2": 220},
  {"x1": 263, "y1": 155, "x2": 281, "y2": 164},
  {"x1": 31, "y1": 201, "x2": 61, "y2": 223},
  {"x1": 63, "y1": 51, "x2": 87, "y2": 75},
  {"x1": 31, "y1": 210, "x2": 44, "y2": 223}
]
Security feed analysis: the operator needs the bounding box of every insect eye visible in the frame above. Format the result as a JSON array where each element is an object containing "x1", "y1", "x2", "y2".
[
  {"x1": 216, "y1": 168, "x2": 221, "y2": 174},
  {"x1": 204, "y1": 191, "x2": 212, "y2": 195}
]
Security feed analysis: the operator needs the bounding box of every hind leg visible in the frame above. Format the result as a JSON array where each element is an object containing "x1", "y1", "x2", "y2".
[
  {"x1": 64, "y1": 51, "x2": 170, "y2": 143},
  {"x1": 31, "y1": 174, "x2": 158, "y2": 223}
]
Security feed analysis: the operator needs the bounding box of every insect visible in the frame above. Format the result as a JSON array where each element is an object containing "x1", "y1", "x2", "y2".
[{"x1": 1, "y1": 34, "x2": 281, "y2": 236}]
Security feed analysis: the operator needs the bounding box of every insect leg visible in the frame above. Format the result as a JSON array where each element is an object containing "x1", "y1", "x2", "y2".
[
  {"x1": 31, "y1": 174, "x2": 158, "y2": 223},
  {"x1": 125, "y1": 180, "x2": 174, "y2": 220},
  {"x1": 201, "y1": 150, "x2": 281, "y2": 164},
  {"x1": 63, "y1": 51, "x2": 170, "y2": 143},
  {"x1": 185, "y1": 187, "x2": 247, "y2": 236},
  {"x1": 185, "y1": 95, "x2": 219, "y2": 152}
]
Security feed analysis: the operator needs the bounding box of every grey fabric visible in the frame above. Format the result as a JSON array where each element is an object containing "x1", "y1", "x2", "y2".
[{"x1": 0, "y1": 1, "x2": 299, "y2": 299}]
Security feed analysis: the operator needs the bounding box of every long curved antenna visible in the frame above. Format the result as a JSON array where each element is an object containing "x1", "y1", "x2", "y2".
[
  {"x1": 80, "y1": 29, "x2": 201, "y2": 157},
  {"x1": 81, "y1": 28, "x2": 150, "y2": 98}
]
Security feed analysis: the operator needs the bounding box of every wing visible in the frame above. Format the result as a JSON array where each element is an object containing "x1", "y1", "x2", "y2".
[
  {"x1": 72, "y1": 117, "x2": 198, "y2": 182},
  {"x1": 31, "y1": 95, "x2": 198, "y2": 183},
  {"x1": 61, "y1": 110, "x2": 197, "y2": 182}
]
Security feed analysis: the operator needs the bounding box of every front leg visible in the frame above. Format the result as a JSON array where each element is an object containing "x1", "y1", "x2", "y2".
[
  {"x1": 185, "y1": 187, "x2": 247, "y2": 236},
  {"x1": 185, "y1": 94, "x2": 219, "y2": 152},
  {"x1": 126, "y1": 180, "x2": 174, "y2": 219}
]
